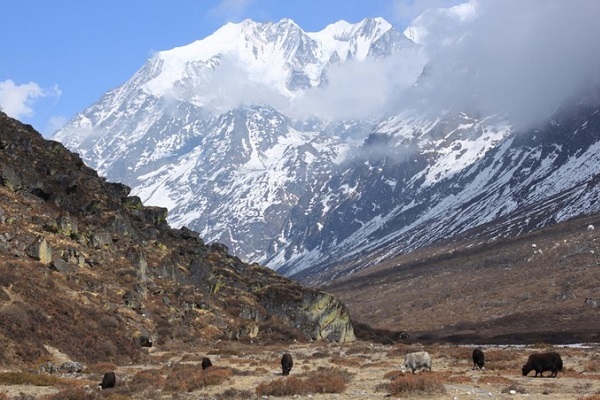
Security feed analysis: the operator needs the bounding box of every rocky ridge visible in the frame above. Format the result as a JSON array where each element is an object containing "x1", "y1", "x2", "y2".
[{"x1": 0, "y1": 111, "x2": 354, "y2": 368}]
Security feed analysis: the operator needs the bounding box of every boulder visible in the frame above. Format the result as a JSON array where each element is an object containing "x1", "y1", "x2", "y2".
[{"x1": 28, "y1": 236, "x2": 52, "y2": 264}]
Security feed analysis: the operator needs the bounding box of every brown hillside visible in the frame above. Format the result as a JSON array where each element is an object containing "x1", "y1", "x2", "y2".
[
  {"x1": 0, "y1": 112, "x2": 354, "y2": 369},
  {"x1": 325, "y1": 212, "x2": 600, "y2": 344}
]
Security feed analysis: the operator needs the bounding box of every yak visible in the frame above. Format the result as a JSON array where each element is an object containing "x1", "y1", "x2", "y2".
[
  {"x1": 99, "y1": 371, "x2": 116, "y2": 389},
  {"x1": 202, "y1": 357, "x2": 213, "y2": 370},
  {"x1": 472, "y1": 348, "x2": 485, "y2": 370},
  {"x1": 522, "y1": 352, "x2": 563, "y2": 378},
  {"x1": 404, "y1": 351, "x2": 432, "y2": 374},
  {"x1": 281, "y1": 353, "x2": 293, "y2": 376}
]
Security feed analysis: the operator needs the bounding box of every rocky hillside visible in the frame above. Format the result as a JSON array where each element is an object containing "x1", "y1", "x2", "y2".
[{"x1": 0, "y1": 111, "x2": 354, "y2": 369}]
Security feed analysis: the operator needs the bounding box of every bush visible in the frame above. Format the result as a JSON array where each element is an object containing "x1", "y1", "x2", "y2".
[
  {"x1": 129, "y1": 368, "x2": 165, "y2": 391},
  {"x1": 308, "y1": 368, "x2": 348, "y2": 393},
  {"x1": 385, "y1": 373, "x2": 446, "y2": 396},
  {"x1": 255, "y1": 367, "x2": 350, "y2": 397},
  {"x1": 255, "y1": 376, "x2": 307, "y2": 396},
  {"x1": 163, "y1": 364, "x2": 232, "y2": 392}
]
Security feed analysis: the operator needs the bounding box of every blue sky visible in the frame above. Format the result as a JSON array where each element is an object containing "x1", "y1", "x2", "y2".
[{"x1": 0, "y1": 0, "x2": 463, "y2": 136}]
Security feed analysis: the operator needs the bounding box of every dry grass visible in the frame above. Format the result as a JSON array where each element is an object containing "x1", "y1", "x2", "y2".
[
  {"x1": 578, "y1": 394, "x2": 600, "y2": 400},
  {"x1": 449, "y1": 374, "x2": 473, "y2": 384},
  {"x1": 584, "y1": 358, "x2": 600, "y2": 372},
  {"x1": 255, "y1": 376, "x2": 307, "y2": 396},
  {"x1": 214, "y1": 388, "x2": 256, "y2": 399},
  {"x1": 384, "y1": 371, "x2": 446, "y2": 396},
  {"x1": 0, "y1": 372, "x2": 62, "y2": 386},
  {"x1": 129, "y1": 368, "x2": 166, "y2": 391},
  {"x1": 163, "y1": 364, "x2": 233, "y2": 392},
  {"x1": 0, "y1": 342, "x2": 599, "y2": 399},
  {"x1": 330, "y1": 356, "x2": 361, "y2": 368},
  {"x1": 84, "y1": 362, "x2": 118, "y2": 374},
  {"x1": 255, "y1": 367, "x2": 350, "y2": 396}
]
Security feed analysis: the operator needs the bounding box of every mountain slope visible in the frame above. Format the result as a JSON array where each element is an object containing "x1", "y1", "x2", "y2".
[
  {"x1": 282, "y1": 99, "x2": 600, "y2": 283},
  {"x1": 324, "y1": 208, "x2": 600, "y2": 344},
  {"x1": 0, "y1": 111, "x2": 354, "y2": 368},
  {"x1": 52, "y1": 18, "x2": 419, "y2": 270}
]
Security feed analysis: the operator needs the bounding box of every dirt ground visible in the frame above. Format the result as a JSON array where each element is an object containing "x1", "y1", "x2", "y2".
[{"x1": 1, "y1": 341, "x2": 599, "y2": 399}]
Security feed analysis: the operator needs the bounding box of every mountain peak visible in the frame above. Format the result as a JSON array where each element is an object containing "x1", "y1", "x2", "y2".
[{"x1": 138, "y1": 17, "x2": 402, "y2": 102}]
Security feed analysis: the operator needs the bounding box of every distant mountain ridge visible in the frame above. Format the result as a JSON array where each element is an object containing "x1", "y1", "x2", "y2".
[{"x1": 53, "y1": 16, "x2": 600, "y2": 284}]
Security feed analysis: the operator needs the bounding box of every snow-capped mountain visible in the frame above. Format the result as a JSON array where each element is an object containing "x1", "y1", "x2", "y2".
[
  {"x1": 53, "y1": 17, "x2": 420, "y2": 265},
  {"x1": 53, "y1": 14, "x2": 600, "y2": 284}
]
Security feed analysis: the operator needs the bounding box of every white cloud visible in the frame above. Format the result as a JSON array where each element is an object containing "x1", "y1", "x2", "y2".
[
  {"x1": 402, "y1": 0, "x2": 478, "y2": 56},
  {"x1": 393, "y1": 0, "x2": 471, "y2": 27},
  {"x1": 0, "y1": 79, "x2": 46, "y2": 119},
  {"x1": 400, "y1": 0, "x2": 600, "y2": 127},
  {"x1": 290, "y1": 49, "x2": 427, "y2": 120}
]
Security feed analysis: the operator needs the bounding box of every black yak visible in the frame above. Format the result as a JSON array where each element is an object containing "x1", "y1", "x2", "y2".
[
  {"x1": 202, "y1": 357, "x2": 213, "y2": 370},
  {"x1": 281, "y1": 353, "x2": 293, "y2": 376},
  {"x1": 472, "y1": 348, "x2": 485, "y2": 370},
  {"x1": 522, "y1": 352, "x2": 563, "y2": 377},
  {"x1": 99, "y1": 371, "x2": 116, "y2": 389}
]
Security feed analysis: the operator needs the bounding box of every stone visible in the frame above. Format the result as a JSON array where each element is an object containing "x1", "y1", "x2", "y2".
[{"x1": 28, "y1": 236, "x2": 52, "y2": 264}]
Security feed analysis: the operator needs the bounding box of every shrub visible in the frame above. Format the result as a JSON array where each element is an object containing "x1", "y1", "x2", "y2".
[
  {"x1": 307, "y1": 367, "x2": 348, "y2": 393},
  {"x1": 383, "y1": 370, "x2": 404, "y2": 380},
  {"x1": 256, "y1": 376, "x2": 307, "y2": 396},
  {"x1": 255, "y1": 367, "x2": 350, "y2": 397},
  {"x1": 385, "y1": 373, "x2": 446, "y2": 396},
  {"x1": 163, "y1": 364, "x2": 232, "y2": 392},
  {"x1": 129, "y1": 368, "x2": 165, "y2": 391}
]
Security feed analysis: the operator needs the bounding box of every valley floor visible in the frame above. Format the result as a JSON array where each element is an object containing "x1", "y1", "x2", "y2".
[{"x1": 1, "y1": 341, "x2": 599, "y2": 399}]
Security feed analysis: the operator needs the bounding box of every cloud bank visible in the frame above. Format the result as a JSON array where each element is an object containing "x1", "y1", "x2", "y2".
[
  {"x1": 170, "y1": 0, "x2": 600, "y2": 129},
  {"x1": 0, "y1": 80, "x2": 46, "y2": 119},
  {"x1": 402, "y1": 0, "x2": 600, "y2": 127},
  {"x1": 289, "y1": 49, "x2": 427, "y2": 121}
]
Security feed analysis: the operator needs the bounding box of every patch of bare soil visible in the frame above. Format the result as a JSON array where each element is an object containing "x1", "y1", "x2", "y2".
[{"x1": 1, "y1": 341, "x2": 599, "y2": 399}]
